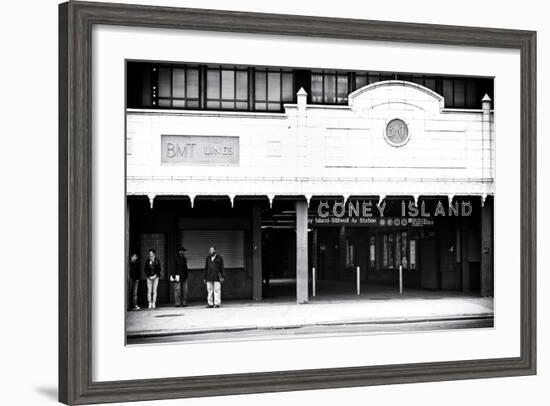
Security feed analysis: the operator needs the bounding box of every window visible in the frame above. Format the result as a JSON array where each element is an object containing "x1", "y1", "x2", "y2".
[
  {"x1": 254, "y1": 69, "x2": 293, "y2": 111},
  {"x1": 368, "y1": 73, "x2": 381, "y2": 85},
  {"x1": 443, "y1": 78, "x2": 454, "y2": 106},
  {"x1": 268, "y1": 72, "x2": 281, "y2": 110},
  {"x1": 311, "y1": 71, "x2": 349, "y2": 104},
  {"x1": 156, "y1": 65, "x2": 200, "y2": 109},
  {"x1": 411, "y1": 75, "x2": 425, "y2": 86},
  {"x1": 407, "y1": 75, "x2": 438, "y2": 94},
  {"x1": 126, "y1": 62, "x2": 494, "y2": 112},
  {"x1": 173, "y1": 68, "x2": 186, "y2": 98},
  {"x1": 337, "y1": 75, "x2": 348, "y2": 103},
  {"x1": 311, "y1": 73, "x2": 322, "y2": 103},
  {"x1": 206, "y1": 69, "x2": 219, "y2": 108},
  {"x1": 206, "y1": 66, "x2": 249, "y2": 110},
  {"x1": 323, "y1": 74, "x2": 336, "y2": 103},
  {"x1": 440, "y1": 77, "x2": 489, "y2": 109},
  {"x1": 424, "y1": 78, "x2": 437, "y2": 93},
  {"x1": 158, "y1": 67, "x2": 170, "y2": 99},
  {"x1": 454, "y1": 79, "x2": 466, "y2": 108},
  {"x1": 466, "y1": 79, "x2": 479, "y2": 108},
  {"x1": 355, "y1": 73, "x2": 368, "y2": 89}
]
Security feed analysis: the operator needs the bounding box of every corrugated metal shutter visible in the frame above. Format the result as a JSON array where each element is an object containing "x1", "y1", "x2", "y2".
[{"x1": 181, "y1": 230, "x2": 244, "y2": 269}]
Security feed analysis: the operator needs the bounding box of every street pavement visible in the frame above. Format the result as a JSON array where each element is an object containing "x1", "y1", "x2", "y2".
[
  {"x1": 131, "y1": 317, "x2": 493, "y2": 344},
  {"x1": 126, "y1": 287, "x2": 494, "y2": 343}
]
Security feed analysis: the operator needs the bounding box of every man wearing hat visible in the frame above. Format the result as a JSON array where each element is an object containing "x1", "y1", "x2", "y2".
[{"x1": 171, "y1": 247, "x2": 189, "y2": 307}]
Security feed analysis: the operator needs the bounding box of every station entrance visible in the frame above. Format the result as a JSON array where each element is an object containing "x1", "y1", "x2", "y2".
[
  {"x1": 307, "y1": 197, "x2": 486, "y2": 299},
  {"x1": 261, "y1": 228, "x2": 297, "y2": 299},
  {"x1": 258, "y1": 196, "x2": 488, "y2": 301},
  {"x1": 311, "y1": 225, "x2": 432, "y2": 297},
  {"x1": 127, "y1": 195, "x2": 492, "y2": 307}
]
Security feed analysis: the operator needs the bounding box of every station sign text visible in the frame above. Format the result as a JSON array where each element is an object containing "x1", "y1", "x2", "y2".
[
  {"x1": 161, "y1": 135, "x2": 239, "y2": 166},
  {"x1": 315, "y1": 199, "x2": 473, "y2": 220}
]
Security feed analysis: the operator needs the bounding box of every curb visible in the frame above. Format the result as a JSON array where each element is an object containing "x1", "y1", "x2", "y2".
[{"x1": 127, "y1": 313, "x2": 494, "y2": 339}]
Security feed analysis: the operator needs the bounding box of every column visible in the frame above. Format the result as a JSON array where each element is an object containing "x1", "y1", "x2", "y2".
[
  {"x1": 252, "y1": 204, "x2": 263, "y2": 301},
  {"x1": 461, "y1": 215, "x2": 470, "y2": 293},
  {"x1": 296, "y1": 200, "x2": 309, "y2": 304},
  {"x1": 481, "y1": 198, "x2": 494, "y2": 296}
]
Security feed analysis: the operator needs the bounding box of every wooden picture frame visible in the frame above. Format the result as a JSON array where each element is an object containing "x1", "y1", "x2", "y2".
[{"x1": 59, "y1": 1, "x2": 536, "y2": 404}]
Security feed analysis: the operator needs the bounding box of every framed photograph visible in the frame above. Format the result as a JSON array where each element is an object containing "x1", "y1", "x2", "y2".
[{"x1": 59, "y1": 1, "x2": 536, "y2": 404}]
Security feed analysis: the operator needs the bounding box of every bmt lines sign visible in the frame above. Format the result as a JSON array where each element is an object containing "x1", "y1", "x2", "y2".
[{"x1": 161, "y1": 135, "x2": 239, "y2": 165}]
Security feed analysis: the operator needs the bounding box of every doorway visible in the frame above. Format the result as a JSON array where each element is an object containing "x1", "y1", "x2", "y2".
[
  {"x1": 261, "y1": 228, "x2": 296, "y2": 299},
  {"x1": 420, "y1": 238, "x2": 439, "y2": 289}
]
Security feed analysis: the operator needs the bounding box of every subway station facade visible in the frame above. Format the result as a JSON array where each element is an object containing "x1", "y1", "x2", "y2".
[{"x1": 126, "y1": 61, "x2": 495, "y2": 304}]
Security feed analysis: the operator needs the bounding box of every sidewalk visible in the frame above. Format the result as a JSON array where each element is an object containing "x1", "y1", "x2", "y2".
[{"x1": 126, "y1": 289, "x2": 494, "y2": 338}]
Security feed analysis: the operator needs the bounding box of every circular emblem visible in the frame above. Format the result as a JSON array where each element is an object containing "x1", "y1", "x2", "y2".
[{"x1": 385, "y1": 118, "x2": 410, "y2": 147}]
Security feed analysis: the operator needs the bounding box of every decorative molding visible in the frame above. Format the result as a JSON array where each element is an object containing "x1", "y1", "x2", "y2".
[{"x1": 147, "y1": 194, "x2": 155, "y2": 209}]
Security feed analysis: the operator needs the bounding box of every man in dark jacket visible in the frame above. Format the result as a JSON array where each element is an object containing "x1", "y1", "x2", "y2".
[
  {"x1": 171, "y1": 247, "x2": 189, "y2": 307},
  {"x1": 144, "y1": 249, "x2": 161, "y2": 309},
  {"x1": 203, "y1": 246, "x2": 224, "y2": 308}
]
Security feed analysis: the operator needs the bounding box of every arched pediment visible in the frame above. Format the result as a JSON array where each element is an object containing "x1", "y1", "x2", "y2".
[{"x1": 348, "y1": 80, "x2": 445, "y2": 112}]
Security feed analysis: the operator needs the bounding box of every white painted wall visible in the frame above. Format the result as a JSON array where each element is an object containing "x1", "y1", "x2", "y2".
[{"x1": 127, "y1": 80, "x2": 494, "y2": 199}]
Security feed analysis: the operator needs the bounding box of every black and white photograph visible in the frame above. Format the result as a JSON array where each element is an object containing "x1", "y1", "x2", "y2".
[
  {"x1": 2, "y1": 0, "x2": 544, "y2": 404},
  {"x1": 125, "y1": 61, "x2": 496, "y2": 345}
]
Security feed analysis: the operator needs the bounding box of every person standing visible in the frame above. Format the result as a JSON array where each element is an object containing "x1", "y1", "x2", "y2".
[
  {"x1": 203, "y1": 246, "x2": 224, "y2": 308},
  {"x1": 144, "y1": 249, "x2": 161, "y2": 309},
  {"x1": 129, "y1": 253, "x2": 140, "y2": 310},
  {"x1": 172, "y1": 247, "x2": 189, "y2": 307}
]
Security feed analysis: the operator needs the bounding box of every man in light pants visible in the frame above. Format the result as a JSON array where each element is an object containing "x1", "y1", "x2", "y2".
[
  {"x1": 144, "y1": 249, "x2": 161, "y2": 309},
  {"x1": 203, "y1": 246, "x2": 224, "y2": 308}
]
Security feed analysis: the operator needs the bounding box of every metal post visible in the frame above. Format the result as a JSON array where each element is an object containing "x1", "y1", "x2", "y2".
[
  {"x1": 356, "y1": 266, "x2": 360, "y2": 295},
  {"x1": 399, "y1": 264, "x2": 403, "y2": 294},
  {"x1": 312, "y1": 267, "x2": 316, "y2": 297}
]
